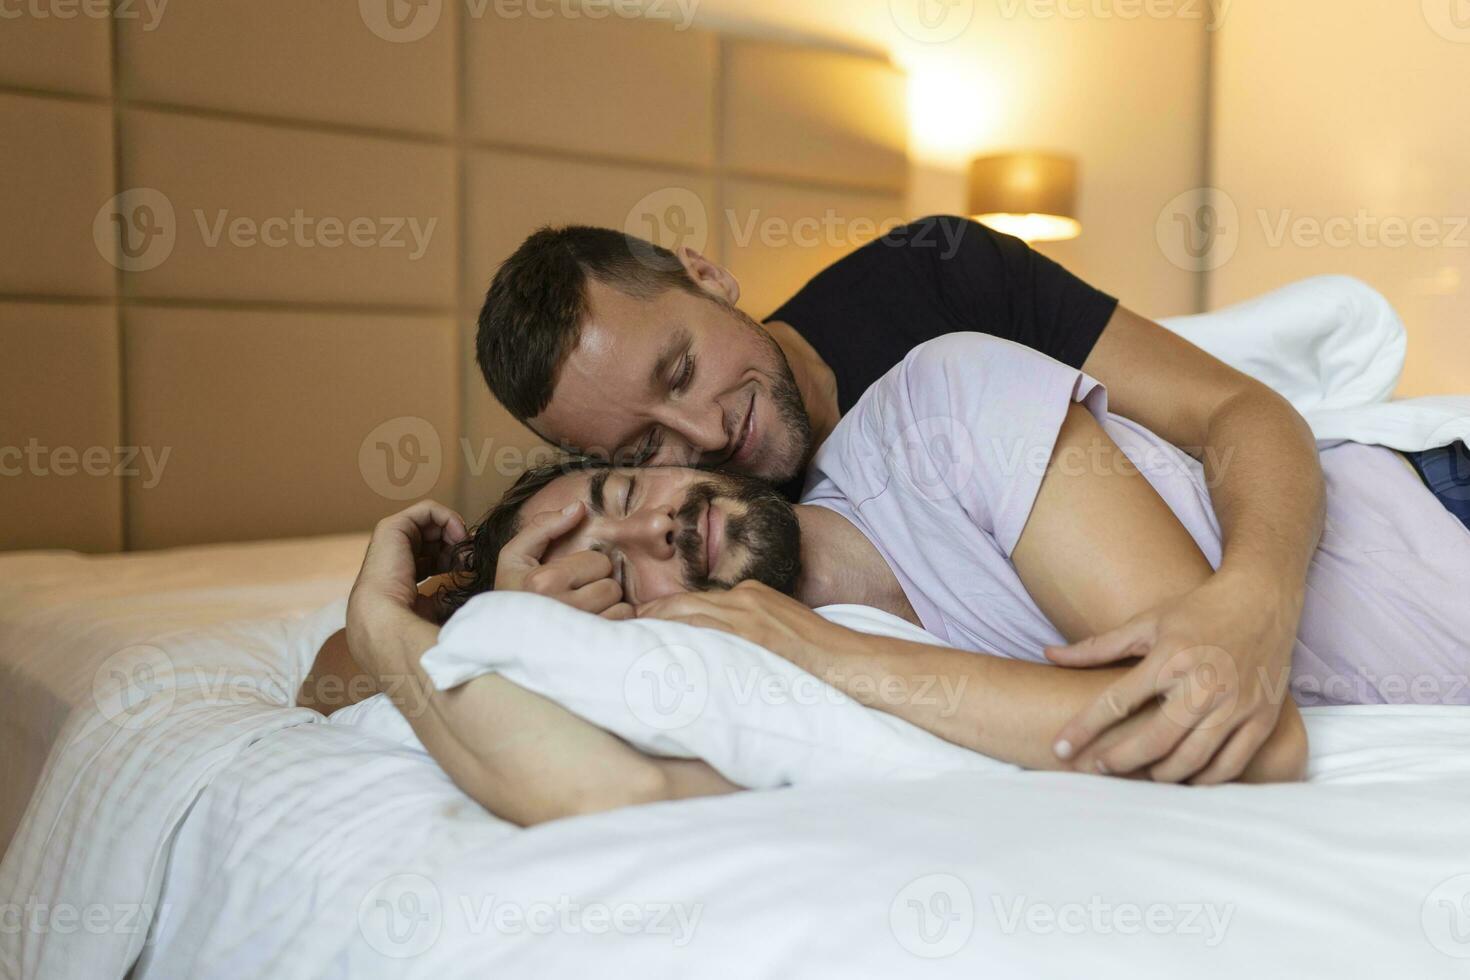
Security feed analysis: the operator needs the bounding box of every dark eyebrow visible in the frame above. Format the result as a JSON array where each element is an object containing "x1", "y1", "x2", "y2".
[
  {"x1": 588, "y1": 470, "x2": 609, "y2": 516},
  {"x1": 649, "y1": 328, "x2": 691, "y2": 392}
]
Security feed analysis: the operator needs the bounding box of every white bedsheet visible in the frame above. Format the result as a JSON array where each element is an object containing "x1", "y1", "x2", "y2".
[
  {"x1": 135, "y1": 705, "x2": 1470, "y2": 978},
  {"x1": 4, "y1": 538, "x2": 1470, "y2": 979}
]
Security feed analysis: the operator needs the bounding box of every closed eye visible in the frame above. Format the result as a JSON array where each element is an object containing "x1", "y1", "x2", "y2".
[
  {"x1": 634, "y1": 428, "x2": 662, "y2": 465},
  {"x1": 672, "y1": 353, "x2": 696, "y2": 393}
]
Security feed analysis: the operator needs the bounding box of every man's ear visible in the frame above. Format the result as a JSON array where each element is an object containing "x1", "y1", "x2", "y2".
[{"x1": 676, "y1": 247, "x2": 741, "y2": 305}]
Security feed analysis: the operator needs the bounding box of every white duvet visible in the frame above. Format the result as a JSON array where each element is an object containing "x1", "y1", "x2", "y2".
[
  {"x1": 4, "y1": 545, "x2": 1470, "y2": 979},
  {"x1": 1161, "y1": 275, "x2": 1470, "y2": 451}
]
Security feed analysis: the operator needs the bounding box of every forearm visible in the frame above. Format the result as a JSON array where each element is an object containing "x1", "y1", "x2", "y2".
[
  {"x1": 1200, "y1": 385, "x2": 1325, "y2": 606},
  {"x1": 1085, "y1": 307, "x2": 1325, "y2": 618},
  {"x1": 297, "y1": 629, "x2": 381, "y2": 715},
  {"x1": 346, "y1": 603, "x2": 736, "y2": 825},
  {"x1": 830, "y1": 633, "x2": 1304, "y2": 781},
  {"x1": 833, "y1": 635, "x2": 1127, "y2": 768}
]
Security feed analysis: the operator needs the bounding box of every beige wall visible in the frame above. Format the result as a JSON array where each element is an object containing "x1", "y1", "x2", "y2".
[
  {"x1": 0, "y1": 2, "x2": 905, "y2": 552},
  {"x1": 686, "y1": 0, "x2": 1212, "y2": 320},
  {"x1": 1210, "y1": 0, "x2": 1470, "y2": 397}
]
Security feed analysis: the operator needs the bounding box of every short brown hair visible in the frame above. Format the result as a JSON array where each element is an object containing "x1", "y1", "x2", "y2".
[{"x1": 475, "y1": 225, "x2": 702, "y2": 421}]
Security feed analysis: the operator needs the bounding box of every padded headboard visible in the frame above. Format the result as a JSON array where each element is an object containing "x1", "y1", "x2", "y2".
[{"x1": 0, "y1": 3, "x2": 906, "y2": 552}]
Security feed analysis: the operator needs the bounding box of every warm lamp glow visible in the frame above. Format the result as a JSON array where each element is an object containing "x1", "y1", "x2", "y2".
[
  {"x1": 907, "y1": 65, "x2": 1003, "y2": 167},
  {"x1": 969, "y1": 153, "x2": 1081, "y2": 243},
  {"x1": 972, "y1": 213, "x2": 1082, "y2": 243}
]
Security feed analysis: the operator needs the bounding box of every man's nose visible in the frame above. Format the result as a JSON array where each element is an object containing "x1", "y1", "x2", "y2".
[
  {"x1": 671, "y1": 405, "x2": 728, "y2": 459},
  {"x1": 610, "y1": 508, "x2": 677, "y2": 559}
]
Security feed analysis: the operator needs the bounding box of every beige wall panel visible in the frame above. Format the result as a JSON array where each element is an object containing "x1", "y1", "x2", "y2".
[
  {"x1": 1211, "y1": 0, "x2": 1470, "y2": 396},
  {"x1": 465, "y1": 12, "x2": 716, "y2": 168},
  {"x1": 124, "y1": 306, "x2": 458, "y2": 549},
  {"x1": 118, "y1": 0, "x2": 456, "y2": 135},
  {"x1": 459, "y1": 150, "x2": 718, "y2": 516},
  {"x1": 463, "y1": 149, "x2": 718, "y2": 307},
  {"x1": 0, "y1": 302, "x2": 121, "y2": 553},
  {"x1": 118, "y1": 110, "x2": 456, "y2": 307},
  {"x1": 720, "y1": 179, "x2": 904, "y2": 320},
  {"x1": 0, "y1": 95, "x2": 116, "y2": 297},
  {"x1": 721, "y1": 40, "x2": 905, "y2": 193},
  {"x1": 457, "y1": 327, "x2": 555, "y2": 523},
  {"x1": 0, "y1": 5, "x2": 112, "y2": 95}
]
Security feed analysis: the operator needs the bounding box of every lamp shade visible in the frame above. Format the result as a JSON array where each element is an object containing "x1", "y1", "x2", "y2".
[{"x1": 968, "y1": 152, "x2": 1081, "y2": 242}]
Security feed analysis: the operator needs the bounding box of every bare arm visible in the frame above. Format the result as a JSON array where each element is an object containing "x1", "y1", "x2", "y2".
[
  {"x1": 903, "y1": 401, "x2": 1306, "y2": 780},
  {"x1": 1012, "y1": 401, "x2": 1225, "y2": 640},
  {"x1": 335, "y1": 503, "x2": 737, "y2": 827},
  {"x1": 1082, "y1": 306, "x2": 1324, "y2": 622},
  {"x1": 1003, "y1": 400, "x2": 1305, "y2": 779},
  {"x1": 831, "y1": 632, "x2": 1305, "y2": 783},
  {"x1": 296, "y1": 576, "x2": 458, "y2": 716},
  {"x1": 1036, "y1": 305, "x2": 1324, "y2": 780}
]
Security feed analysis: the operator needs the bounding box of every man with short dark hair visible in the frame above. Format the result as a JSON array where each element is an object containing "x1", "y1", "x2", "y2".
[{"x1": 467, "y1": 215, "x2": 1330, "y2": 778}]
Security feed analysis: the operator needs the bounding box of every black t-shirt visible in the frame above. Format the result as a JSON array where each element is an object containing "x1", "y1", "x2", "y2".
[{"x1": 767, "y1": 215, "x2": 1120, "y2": 416}]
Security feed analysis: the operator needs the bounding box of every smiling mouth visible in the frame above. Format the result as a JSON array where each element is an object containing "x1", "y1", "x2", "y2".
[
  {"x1": 725, "y1": 392, "x2": 757, "y2": 466},
  {"x1": 704, "y1": 499, "x2": 724, "y2": 578}
]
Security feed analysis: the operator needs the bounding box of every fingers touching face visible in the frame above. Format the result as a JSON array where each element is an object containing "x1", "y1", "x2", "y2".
[{"x1": 524, "y1": 466, "x2": 758, "y2": 605}]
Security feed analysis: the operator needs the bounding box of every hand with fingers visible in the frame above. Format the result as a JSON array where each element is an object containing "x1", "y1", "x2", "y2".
[
  {"x1": 345, "y1": 499, "x2": 470, "y2": 675},
  {"x1": 349, "y1": 499, "x2": 468, "y2": 617},
  {"x1": 1044, "y1": 575, "x2": 1299, "y2": 785},
  {"x1": 494, "y1": 501, "x2": 634, "y2": 621},
  {"x1": 636, "y1": 580, "x2": 842, "y2": 673}
]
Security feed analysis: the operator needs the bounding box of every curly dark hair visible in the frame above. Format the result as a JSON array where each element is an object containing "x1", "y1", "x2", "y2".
[{"x1": 434, "y1": 455, "x2": 612, "y2": 621}]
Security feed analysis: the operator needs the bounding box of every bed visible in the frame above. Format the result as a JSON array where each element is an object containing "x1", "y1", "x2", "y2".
[{"x1": 3, "y1": 535, "x2": 1470, "y2": 979}]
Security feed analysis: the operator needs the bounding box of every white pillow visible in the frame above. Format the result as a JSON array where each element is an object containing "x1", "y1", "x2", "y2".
[{"x1": 417, "y1": 591, "x2": 1015, "y2": 789}]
